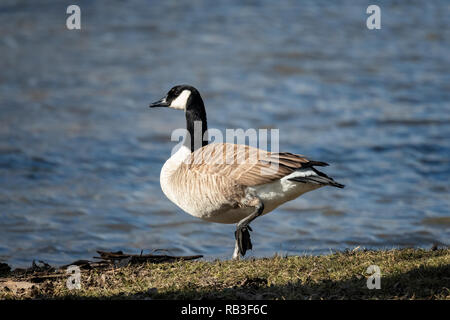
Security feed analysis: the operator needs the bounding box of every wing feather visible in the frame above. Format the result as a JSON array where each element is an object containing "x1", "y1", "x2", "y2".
[{"x1": 181, "y1": 143, "x2": 320, "y2": 187}]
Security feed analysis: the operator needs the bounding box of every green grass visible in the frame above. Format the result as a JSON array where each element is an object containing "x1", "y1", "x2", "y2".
[{"x1": 1, "y1": 248, "x2": 449, "y2": 299}]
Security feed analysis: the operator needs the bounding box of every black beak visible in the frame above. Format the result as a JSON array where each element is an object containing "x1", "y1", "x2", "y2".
[{"x1": 149, "y1": 97, "x2": 169, "y2": 108}]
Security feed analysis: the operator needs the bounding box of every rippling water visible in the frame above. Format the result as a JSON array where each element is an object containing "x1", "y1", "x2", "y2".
[{"x1": 0, "y1": 0, "x2": 449, "y2": 267}]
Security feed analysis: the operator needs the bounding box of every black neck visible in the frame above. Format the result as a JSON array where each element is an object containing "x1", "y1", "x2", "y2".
[{"x1": 184, "y1": 94, "x2": 208, "y2": 152}]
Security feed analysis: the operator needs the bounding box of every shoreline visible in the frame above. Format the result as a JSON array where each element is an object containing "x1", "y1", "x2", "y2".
[{"x1": 1, "y1": 248, "x2": 449, "y2": 300}]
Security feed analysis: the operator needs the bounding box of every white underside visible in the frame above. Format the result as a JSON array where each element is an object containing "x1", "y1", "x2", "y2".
[{"x1": 160, "y1": 145, "x2": 322, "y2": 224}]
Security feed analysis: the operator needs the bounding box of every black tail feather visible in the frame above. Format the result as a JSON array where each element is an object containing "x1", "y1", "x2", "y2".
[
  {"x1": 289, "y1": 167, "x2": 345, "y2": 189},
  {"x1": 289, "y1": 176, "x2": 345, "y2": 188},
  {"x1": 307, "y1": 160, "x2": 329, "y2": 167}
]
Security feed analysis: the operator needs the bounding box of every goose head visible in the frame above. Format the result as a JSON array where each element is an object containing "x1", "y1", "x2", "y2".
[
  {"x1": 149, "y1": 85, "x2": 208, "y2": 152},
  {"x1": 149, "y1": 85, "x2": 203, "y2": 111}
]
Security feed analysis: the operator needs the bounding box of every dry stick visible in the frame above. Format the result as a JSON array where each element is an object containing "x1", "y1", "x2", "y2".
[{"x1": 95, "y1": 250, "x2": 203, "y2": 263}]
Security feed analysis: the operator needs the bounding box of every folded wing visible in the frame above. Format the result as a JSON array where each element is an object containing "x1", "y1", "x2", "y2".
[{"x1": 182, "y1": 143, "x2": 328, "y2": 187}]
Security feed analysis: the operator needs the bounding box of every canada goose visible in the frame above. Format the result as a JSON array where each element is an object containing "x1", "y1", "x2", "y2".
[{"x1": 149, "y1": 85, "x2": 344, "y2": 259}]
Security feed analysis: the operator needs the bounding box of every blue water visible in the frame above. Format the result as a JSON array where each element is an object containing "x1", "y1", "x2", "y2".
[{"x1": 0, "y1": 0, "x2": 449, "y2": 267}]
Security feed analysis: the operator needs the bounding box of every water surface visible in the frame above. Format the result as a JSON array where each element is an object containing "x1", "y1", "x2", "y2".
[{"x1": 0, "y1": 0, "x2": 449, "y2": 267}]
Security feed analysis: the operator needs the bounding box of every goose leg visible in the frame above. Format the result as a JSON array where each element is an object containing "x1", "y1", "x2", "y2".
[
  {"x1": 233, "y1": 201, "x2": 264, "y2": 259},
  {"x1": 232, "y1": 240, "x2": 240, "y2": 260}
]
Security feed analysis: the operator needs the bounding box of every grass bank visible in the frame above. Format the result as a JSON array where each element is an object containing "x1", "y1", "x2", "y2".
[{"x1": 0, "y1": 248, "x2": 449, "y2": 299}]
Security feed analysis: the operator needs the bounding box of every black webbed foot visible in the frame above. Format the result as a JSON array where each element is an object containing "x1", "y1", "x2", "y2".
[{"x1": 235, "y1": 225, "x2": 253, "y2": 256}]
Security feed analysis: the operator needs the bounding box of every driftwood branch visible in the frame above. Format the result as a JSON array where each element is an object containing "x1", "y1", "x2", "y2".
[{"x1": 94, "y1": 250, "x2": 203, "y2": 264}]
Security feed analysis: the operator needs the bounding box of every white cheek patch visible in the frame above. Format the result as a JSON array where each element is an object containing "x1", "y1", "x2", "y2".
[{"x1": 169, "y1": 90, "x2": 191, "y2": 110}]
